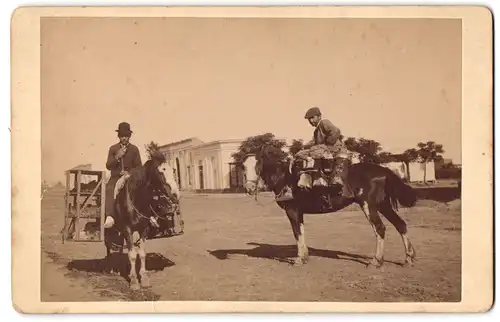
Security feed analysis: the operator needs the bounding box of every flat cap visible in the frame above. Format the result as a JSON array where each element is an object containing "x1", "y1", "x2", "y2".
[{"x1": 304, "y1": 106, "x2": 322, "y2": 119}]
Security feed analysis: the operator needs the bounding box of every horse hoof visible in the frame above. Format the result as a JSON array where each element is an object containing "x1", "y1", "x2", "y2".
[
  {"x1": 366, "y1": 259, "x2": 383, "y2": 269},
  {"x1": 403, "y1": 258, "x2": 415, "y2": 267},
  {"x1": 292, "y1": 257, "x2": 306, "y2": 266},
  {"x1": 141, "y1": 278, "x2": 151, "y2": 288},
  {"x1": 130, "y1": 281, "x2": 140, "y2": 291}
]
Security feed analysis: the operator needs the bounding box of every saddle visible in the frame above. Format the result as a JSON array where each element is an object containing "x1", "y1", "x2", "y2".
[{"x1": 292, "y1": 157, "x2": 342, "y2": 190}]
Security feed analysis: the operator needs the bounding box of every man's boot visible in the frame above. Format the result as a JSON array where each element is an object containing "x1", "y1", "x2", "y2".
[
  {"x1": 313, "y1": 176, "x2": 329, "y2": 187},
  {"x1": 275, "y1": 185, "x2": 294, "y2": 202},
  {"x1": 336, "y1": 158, "x2": 355, "y2": 198},
  {"x1": 297, "y1": 172, "x2": 313, "y2": 189},
  {"x1": 330, "y1": 170, "x2": 343, "y2": 185},
  {"x1": 329, "y1": 159, "x2": 344, "y2": 185},
  {"x1": 312, "y1": 159, "x2": 328, "y2": 187},
  {"x1": 103, "y1": 216, "x2": 115, "y2": 228}
]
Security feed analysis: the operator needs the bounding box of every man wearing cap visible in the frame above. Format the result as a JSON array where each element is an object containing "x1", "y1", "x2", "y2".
[
  {"x1": 304, "y1": 106, "x2": 348, "y2": 160},
  {"x1": 276, "y1": 107, "x2": 353, "y2": 202},
  {"x1": 103, "y1": 122, "x2": 143, "y2": 228}
]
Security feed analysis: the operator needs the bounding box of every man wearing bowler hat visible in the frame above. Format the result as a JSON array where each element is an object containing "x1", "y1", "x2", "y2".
[{"x1": 103, "y1": 122, "x2": 143, "y2": 228}]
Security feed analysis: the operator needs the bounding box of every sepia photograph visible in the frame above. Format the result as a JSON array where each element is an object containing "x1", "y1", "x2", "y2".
[{"x1": 10, "y1": 5, "x2": 493, "y2": 314}]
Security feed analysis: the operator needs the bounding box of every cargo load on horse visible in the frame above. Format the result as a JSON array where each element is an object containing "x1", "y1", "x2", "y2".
[
  {"x1": 242, "y1": 144, "x2": 418, "y2": 268},
  {"x1": 275, "y1": 106, "x2": 353, "y2": 202}
]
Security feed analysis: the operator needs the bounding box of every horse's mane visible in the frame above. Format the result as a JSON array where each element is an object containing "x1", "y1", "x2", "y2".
[
  {"x1": 256, "y1": 145, "x2": 290, "y2": 189},
  {"x1": 121, "y1": 159, "x2": 161, "y2": 197},
  {"x1": 122, "y1": 163, "x2": 147, "y2": 195},
  {"x1": 258, "y1": 145, "x2": 289, "y2": 167}
]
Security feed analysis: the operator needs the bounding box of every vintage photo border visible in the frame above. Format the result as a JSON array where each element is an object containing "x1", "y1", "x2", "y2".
[{"x1": 11, "y1": 5, "x2": 493, "y2": 313}]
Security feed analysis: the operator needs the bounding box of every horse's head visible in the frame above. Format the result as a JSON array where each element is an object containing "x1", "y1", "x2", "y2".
[
  {"x1": 144, "y1": 152, "x2": 179, "y2": 200},
  {"x1": 241, "y1": 153, "x2": 260, "y2": 194},
  {"x1": 241, "y1": 145, "x2": 288, "y2": 195}
]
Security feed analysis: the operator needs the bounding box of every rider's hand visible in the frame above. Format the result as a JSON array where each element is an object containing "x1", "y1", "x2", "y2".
[{"x1": 115, "y1": 147, "x2": 126, "y2": 159}]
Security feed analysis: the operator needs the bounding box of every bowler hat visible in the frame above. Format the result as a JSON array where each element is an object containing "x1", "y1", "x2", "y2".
[
  {"x1": 304, "y1": 107, "x2": 322, "y2": 119},
  {"x1": 115, "y1": 122, "x2": 133, "y2": 136}
]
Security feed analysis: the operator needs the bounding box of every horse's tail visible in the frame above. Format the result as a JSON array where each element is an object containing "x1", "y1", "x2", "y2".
[{"x1": 384, "y1": 169, "x2": 417, "y2": 209}]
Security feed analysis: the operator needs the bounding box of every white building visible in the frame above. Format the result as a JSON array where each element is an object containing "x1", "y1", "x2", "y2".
[
  {"x1": 381, "y1": 161, "x2": 407, "y2": 179},
  {"x1": 158, "y1": 137, "x2": 246, "y2": 192},
  {"x1": 380, "y1": 161, "x2": 436, "y2": 183},
  {"x1": 406, "y1": 161, "x2": 436, "y2": 183}
]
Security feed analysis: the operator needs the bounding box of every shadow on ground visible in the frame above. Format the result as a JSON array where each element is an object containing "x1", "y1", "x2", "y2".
[
  {"x1": 66, "y1": 252, "x2": 175, "y2": 280},
  {"x1": 208, "y1": 242, "x2": 404, "y2": 266}
]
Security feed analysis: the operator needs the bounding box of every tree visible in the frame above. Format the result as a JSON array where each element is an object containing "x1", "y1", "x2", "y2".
[
  {"x1": 397, "y1": 148, "x2": 419, "y2": 180},
  {"x1": 416, "y1": 141, "x2": 445, "y2": 183},
  {"x1": 289, "y1": 139, "x2": 305, "y2": 156},
  {"x1": 442, "y1": 162, "x2": 455, "y2": 169},
  {"x1": 303, "y1": 139, "x2": 315, "y2": 150},
  {"x1": 402, "y1": 148, "x2": 419, "y2": 163},
  {"x1": 344, "y1": 137, "x2": 358, "y2": 152},
  {"x1": 378, "y1": 151, "x2": 397, "y2": 163},
  {"x1": 344, "y1": 137, "x2": 383, "y2": 163},
  {"x1": 288, "y1": 138, "x2": 316, "y2": 156},
  {"x1": 231, "y1": 133, "x2": 288, "y2": 164},
  {"x1": 145, "y1": 141, "x2": 165, "y2": 161}
]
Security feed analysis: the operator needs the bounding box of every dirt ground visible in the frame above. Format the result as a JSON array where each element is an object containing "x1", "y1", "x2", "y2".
[{"x1": 41, "y1": 188, "x2": 461, "y2": 302}]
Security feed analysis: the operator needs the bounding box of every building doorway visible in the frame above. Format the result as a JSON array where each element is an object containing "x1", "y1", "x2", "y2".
[
  {"x1": 175, "y1": 157, "x2": 182, "y2": 189},
  {"x1": 198, "y1": 161, "x2": 204, "y2": 190}
]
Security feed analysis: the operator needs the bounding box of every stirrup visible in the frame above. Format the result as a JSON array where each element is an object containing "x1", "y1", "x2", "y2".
[
  {"x1": 341, "y1": 185, "x2": 355, "y2": 198},
  {"x1": 313, "y1": 177, "x2": 328, "y2": 187},
  {"x1": 331, "y1": 177, "x2": 343, "y2": 185}
]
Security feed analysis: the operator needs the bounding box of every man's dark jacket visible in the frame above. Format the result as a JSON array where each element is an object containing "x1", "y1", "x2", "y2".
[{"x1": 106, "y1": 143, "x2": 142, "y2": 178}]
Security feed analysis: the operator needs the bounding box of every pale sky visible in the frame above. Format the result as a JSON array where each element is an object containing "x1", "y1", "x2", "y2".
[{"x1": 41, "y1": 17, "x2": 461, "y2": 184}]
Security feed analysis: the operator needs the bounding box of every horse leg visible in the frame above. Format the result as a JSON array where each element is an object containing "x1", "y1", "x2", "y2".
[
  {"x1": 125, "y1": 229, "x2": 140, "y2": 290},
  {"x1": 137, "y1": 236, "x2": 151, "y2": 288},
  {"x1": 105, "y1": 244, "x2": 113, "y2": 274},
  {"x1": 285, "y1": 208, "x2": 308, "y2": 265},
  {"x1": 378, "y1": 200, "x2": 416, "y2": 266},
  {"x1": 360, "y1": 201, "x2": 386, "y2": 268},
  {"x1": 297, "y1": 211, "x2": 309, "y2": 264},
  {"x1": 103, "y1": 229, "x2": 117, "y2": 274}
]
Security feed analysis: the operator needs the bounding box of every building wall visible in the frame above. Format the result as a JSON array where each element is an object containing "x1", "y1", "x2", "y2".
[
  {"x1": 159, "y1": 138, "x2": 244, "y2": 192},
  {"x1": 408, "y1": 161, "x2": 436, "y2": 183},
  {"x1": 191, "y1": 143, "x2": 222, "y2": 190},
  {"x1": 219, "y1": 142, "x2": 243, "y2": 190}
]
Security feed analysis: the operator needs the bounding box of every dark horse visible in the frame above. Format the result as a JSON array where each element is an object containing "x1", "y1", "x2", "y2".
[
  {"x1": 105, "y1": 152, "x2": 175, "y2": 290},
  {"x1": 241, "y1": 145, "x2": 418, "y2": 268}
]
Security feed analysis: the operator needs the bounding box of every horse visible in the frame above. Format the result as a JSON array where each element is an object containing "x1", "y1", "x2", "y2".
[
  {"x1": 241, "y1": 145, "x2": 418, "y2": 268},
  {"x1": 105, "y1": 152, "x2": 177, "y2": 290}
]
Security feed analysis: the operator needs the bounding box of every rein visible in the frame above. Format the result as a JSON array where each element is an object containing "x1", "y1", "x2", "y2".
[
  {"x1": 248, "y1": 161, "x2": 289, "y2": 207},
  {"x1": 125, "y1": 181, "x2": 160, "y2": 228}
]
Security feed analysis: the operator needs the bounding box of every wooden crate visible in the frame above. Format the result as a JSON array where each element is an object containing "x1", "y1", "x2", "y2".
[{"x1": 61, "y1": 169, "x2": 106, "y2": 242}]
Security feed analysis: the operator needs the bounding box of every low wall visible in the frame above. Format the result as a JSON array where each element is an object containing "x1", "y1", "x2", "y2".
[
  {"x1": 413, "y1": 186, "x2": 461, "y2": 203},
  {"x1": 194, "y1": 187, "x2": 247, "y2": 194},
  {"x1": 192, "y1": 186, "x2": 461, "y2": 203}
]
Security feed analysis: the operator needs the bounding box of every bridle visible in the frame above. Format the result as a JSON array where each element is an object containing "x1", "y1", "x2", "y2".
[
  {"x1": 245, "y1": 155, "x2": 290, "y2": 205},
  {"x1": 247, "y1": 176, "x2": 261, "y2": 201},
  {"x1": 123, "y1": 173, "x2": 163, "y2": 229}
]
